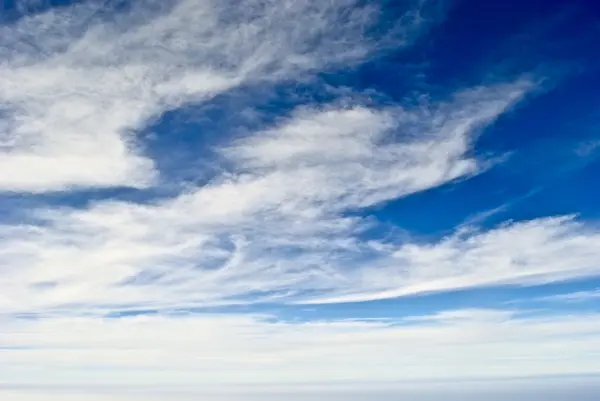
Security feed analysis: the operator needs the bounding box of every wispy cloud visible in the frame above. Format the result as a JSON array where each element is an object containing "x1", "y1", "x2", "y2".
[
  {"x1": 575, "y1": 140, "x2": 600, "y2": 157},
  {"x1": 0, "y1": 79, "x2": 546, "y2": 314},
  {"x1": 535, "y1": 288, "x2": 600, "y2": 303},
  {"x1": 305, "y1": 215, "x2": 600, "y2": 304},
  {"x1": 0, "y1": 0, "x2": 430, "y2": 193}
]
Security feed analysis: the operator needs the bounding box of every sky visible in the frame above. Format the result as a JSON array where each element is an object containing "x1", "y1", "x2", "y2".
[{"x1": 1, "y1": 0, "x2": 600, "y2": 400}]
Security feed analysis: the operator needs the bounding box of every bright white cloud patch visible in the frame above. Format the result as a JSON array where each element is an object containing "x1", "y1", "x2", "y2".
[{"x1": 1, "y1": 0, "x2": 600, "y2": 393}]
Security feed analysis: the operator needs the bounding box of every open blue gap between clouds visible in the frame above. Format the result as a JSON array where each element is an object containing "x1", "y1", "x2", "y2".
[{"x1": 367, "y1": 66, "x2": 600, "y2": 238}]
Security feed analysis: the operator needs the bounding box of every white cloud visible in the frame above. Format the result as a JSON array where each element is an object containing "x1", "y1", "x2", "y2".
[
  {"x1": 305, "y1": 215, "x2": 600, "y2": 304},
  {"x1": 0, "y1": 80, "x2": 540, "y2": 314},
  {"x1": 0, "y1": 0, "x2": 428, "y2": 193},
  {"x1": 536, "y1": 288, "x2": 600, "y2": 303},
  {"x1": 1, "y1": 309, "x2": 600, "y2": 388}
]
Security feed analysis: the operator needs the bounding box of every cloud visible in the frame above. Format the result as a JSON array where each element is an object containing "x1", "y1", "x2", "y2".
[
  {"x1": 0, "y1": 0, "x2": 429, "y2": 193},
  {"x1": 304, "y1": 215, "x2": 600, "y2": 304},
  {"x1": 575, "y1": 140, "x2": 600, "y2": 157},
  {"x1": 0, "y1": 79, "x2": 542, "y2": 314},
  {"x1": 2, "y1": 309, "x2": 600, "y2": 388},
  {"x1": 2, "y1": 0, "x2": 600, "y2": 393},
  {"x1": 536, "y1": 288, "x2": 600, "y2": 303}
]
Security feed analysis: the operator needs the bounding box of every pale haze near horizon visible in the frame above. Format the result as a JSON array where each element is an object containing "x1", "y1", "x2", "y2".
[{"x1": 2, "y1": 377, "x2": 599, "y2": 401}]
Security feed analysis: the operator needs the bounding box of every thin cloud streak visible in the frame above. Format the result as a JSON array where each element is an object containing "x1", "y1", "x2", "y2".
[{"x1": 536, "y1": 288, "x2": 600, "y2": 303}]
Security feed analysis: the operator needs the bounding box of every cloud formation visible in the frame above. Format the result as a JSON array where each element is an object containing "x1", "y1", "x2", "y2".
[
  {"x1": 2, "y1": 0, "x2": 600, "y2": 393},
  {"x1": 0, "y1": 79, "x2": 553, "y2": 314},
  {"x1": 0, "y1": 0, "x2": 428, "y2": 192}
]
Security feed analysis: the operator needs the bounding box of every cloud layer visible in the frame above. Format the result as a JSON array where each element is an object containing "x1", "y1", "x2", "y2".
[{"x1": 3, "y1": 309, "x2": 600, "y2": 386}]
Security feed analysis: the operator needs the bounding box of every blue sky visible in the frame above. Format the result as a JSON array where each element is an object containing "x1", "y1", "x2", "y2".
[{"x1": 1, "y1": 0, "x2": 600, "y2": 399}]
